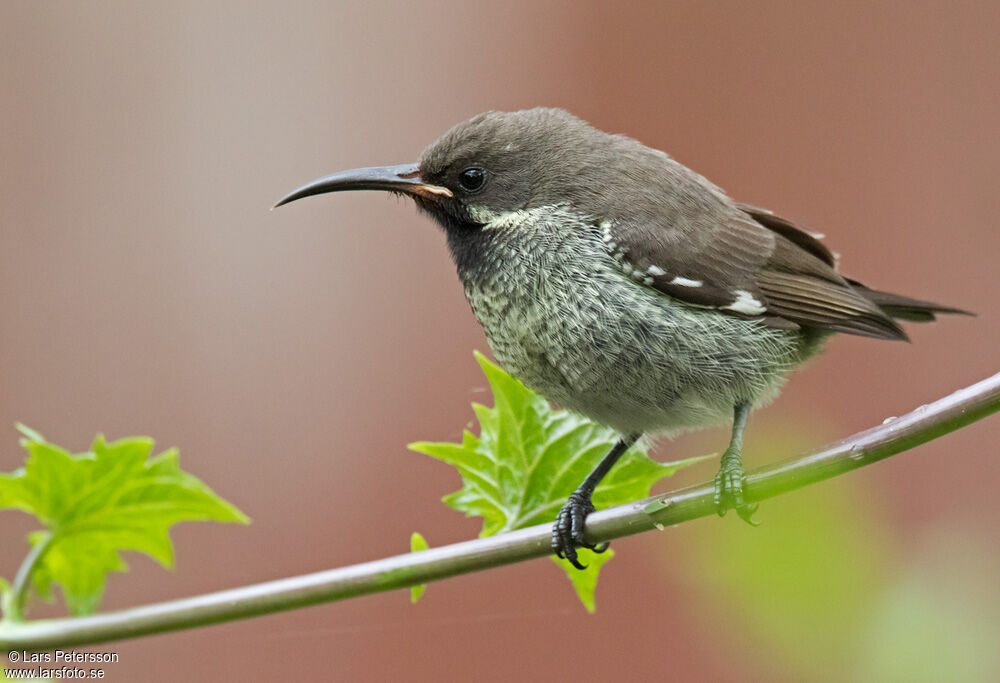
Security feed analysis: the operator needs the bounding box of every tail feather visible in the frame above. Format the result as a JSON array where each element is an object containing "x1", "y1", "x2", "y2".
[{"x1": 846, "y1": 278, "x2": 975, "y2": 322}]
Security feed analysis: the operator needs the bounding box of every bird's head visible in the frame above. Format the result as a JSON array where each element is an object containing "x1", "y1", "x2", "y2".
[{"x1": 273, "y1": 108, "x2": 621, "y2": 232}]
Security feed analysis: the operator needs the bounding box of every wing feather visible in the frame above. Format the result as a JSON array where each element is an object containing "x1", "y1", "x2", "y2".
[{"x1": 606, "y1": 187, "x2": 905, "y2": 339}]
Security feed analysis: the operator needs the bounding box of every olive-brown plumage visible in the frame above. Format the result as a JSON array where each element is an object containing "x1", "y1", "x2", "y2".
[{"x1": 275, "y1": 107, "x2": 970, "y2": 569}]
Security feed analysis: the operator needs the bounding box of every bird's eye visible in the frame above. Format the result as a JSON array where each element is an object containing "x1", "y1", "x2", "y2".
[{"x1": 457, "y1": 167, "x2": 486, "y2": 192}]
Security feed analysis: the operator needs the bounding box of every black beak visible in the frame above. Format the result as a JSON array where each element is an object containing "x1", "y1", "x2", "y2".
[{"x1": 273, "y1": 163, "x2": 452, "y2": 209}]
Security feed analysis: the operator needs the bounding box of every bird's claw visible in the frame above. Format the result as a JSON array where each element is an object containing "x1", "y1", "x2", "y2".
[
  {"x1": 713, "y1": 459, "x2": 760, "y2": 526},
  {"x1": 552, "y1": 492, "x2": 604, "y2": 570}
]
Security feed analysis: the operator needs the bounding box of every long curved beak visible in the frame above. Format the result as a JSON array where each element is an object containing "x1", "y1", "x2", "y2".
[{"x1": 272, "y1": 163, "x2": 452, "y2": 209}]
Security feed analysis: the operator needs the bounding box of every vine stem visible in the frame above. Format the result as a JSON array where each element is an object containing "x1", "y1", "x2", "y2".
[{"x1": 1, "y1": 371, "x2": 998, "y2": 653}]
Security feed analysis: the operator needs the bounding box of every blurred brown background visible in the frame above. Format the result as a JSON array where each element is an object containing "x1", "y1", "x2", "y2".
[{"x1": 1, "y1": 2, "x2": 998, "y2": 681}]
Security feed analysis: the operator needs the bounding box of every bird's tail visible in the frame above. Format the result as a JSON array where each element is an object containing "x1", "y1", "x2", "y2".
[{"x1": 847, "y1": 278, "x2": 975, "y2": 322}]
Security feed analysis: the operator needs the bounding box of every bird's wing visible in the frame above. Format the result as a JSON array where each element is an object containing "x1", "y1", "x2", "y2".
[{"x1": 604, "y1": 194, "x2": 906, "y2": 341}]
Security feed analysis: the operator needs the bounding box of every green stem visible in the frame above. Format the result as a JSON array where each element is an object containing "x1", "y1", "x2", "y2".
[
  {"x1": 0, "y1": 371, "x2": 998, "y2": 653},
  {"x1": 7, "y1": 531, "x2": 55, "y2": 622}
]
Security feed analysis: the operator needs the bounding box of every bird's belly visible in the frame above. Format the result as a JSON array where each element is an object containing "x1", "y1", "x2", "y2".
[{"x1": 465, "y1": 268, "x2": 804, "y2": 436}]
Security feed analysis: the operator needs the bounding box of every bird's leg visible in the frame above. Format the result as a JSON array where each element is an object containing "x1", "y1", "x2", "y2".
[
  {"x1": 713, "y1": 401, "x2": 759, "y2": 525},
  {"x1": 552, "y1": 433, "x2": 641, "y2": 570}
]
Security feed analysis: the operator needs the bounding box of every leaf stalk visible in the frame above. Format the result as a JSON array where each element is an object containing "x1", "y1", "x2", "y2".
[{"x1": 8, "y1": 531, "x2": 54, "y2": 622}]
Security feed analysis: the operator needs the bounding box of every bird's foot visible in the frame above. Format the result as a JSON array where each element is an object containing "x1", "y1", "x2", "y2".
[
  {"x1": 552, "y1": 491, "x2": 608, "y2": 570},
  {"x1": 713, "y1": 449, "x2": 759, "y2": 526}
]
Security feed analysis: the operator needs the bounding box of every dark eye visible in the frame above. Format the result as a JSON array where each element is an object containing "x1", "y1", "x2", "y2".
[{"x1": 457, "y1": 167, "x2": 486, "y2": 192}]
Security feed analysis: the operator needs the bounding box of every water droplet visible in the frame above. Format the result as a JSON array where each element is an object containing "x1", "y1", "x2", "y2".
[
  {"x1": 882, "y1": 416, "x2": 897, "y2": 425},
  {"x1": 849, "y1": 445, "x2": 865, "y2": 461}
]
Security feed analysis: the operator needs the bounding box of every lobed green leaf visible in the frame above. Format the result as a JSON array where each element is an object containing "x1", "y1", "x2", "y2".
[
  {"x1": 0, "y1": 426, "x2": 249, "y2": 617},
  {"x1": 410, "y1": 352, "x2": 704, "y2": 611}
]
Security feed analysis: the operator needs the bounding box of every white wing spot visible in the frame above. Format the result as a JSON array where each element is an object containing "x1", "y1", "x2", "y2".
[
  {"x1": 724, "y1": 290, "x2": 766, "y2": 315},
  {"x1": 668, "y1": 276, "x2": 703, "y2": 287},
  {"x1": 646, "y1": 265, "x2": 667, "y2": 277}
]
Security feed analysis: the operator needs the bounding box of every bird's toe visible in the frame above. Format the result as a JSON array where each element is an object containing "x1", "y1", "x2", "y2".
[
  {"x1": 551, "y1": 492, "x2": 602, "y2": 570},
  {"x1": 714, "y1": 460, "x2": 758, "y2": 525}
]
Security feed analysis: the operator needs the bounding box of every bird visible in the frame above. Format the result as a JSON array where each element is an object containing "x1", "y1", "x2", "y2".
[{"x1": 274, "y1": 107, "x2": 969, "y2": 569}]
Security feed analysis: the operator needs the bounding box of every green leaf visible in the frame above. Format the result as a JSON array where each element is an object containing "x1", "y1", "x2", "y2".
[
  {"x1": 551, "y1": 547, "x2": 615, "y2": 614},
  {"x1": 409, "y1": 532, "x2": 429, "y2": 604},
  {"x1": 410, "y1": 352, "x2": 704, "y2": 611},
  {"x1": 0, "y1": 427, "x2": 249, "y2": 617}
]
